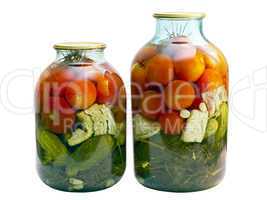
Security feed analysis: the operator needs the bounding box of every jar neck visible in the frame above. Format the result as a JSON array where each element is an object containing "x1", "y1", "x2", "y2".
[
  {"x1": 153, "y1": 18, "x2": 204, "y2": 41},
  {"x1": 55, "y1": 49, "x2": 105, "y2": 64}
]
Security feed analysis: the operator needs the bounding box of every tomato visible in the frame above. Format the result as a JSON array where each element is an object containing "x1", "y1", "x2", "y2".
[
  {"x1": 199, "y1": 45, "x2": 228, "y2": 90},
  {"x1": 165, "y1": 80, "x2": 195, "y2": 110},
  {"x1": 159, "y1": 112, "x2": 184, "y2": 135},
  {"x1": 36, "y1": 65, "x2": 75, "y2": 112},
  {"x1": 190, "y1": 95, "x2": 202, "y2": 109},
  {"x1": 131, "y1": 84, "x2": 143, "y2": 113},
  {"x1": 44, "y1": 65, "x2": 75, "y2": 96},
  {"x1": 190, "y1": 84, "x2": 202, "y2": 109},
  {"x1": 131, "y1": 63, "x2": 147, "y2": 88},
  {"x1": 141, "y1": 90, "x2": 164, "y2": 120},
  {"x1": 145, "y1": 54, "x2": 174, "y2": 85},
  {"x1": 173, "y1": 48, "x2": 205, "y2": 81},
  {"x1": 41, "y1": 96, "x2": 75, "y2": 134},
  {"x1": 48, "y1": 65, "x2": 75, "y2": 82},
  {"x1": 97, "y1": 71, "x2": 124, "y2": 105},
  {"x1": 197, "y1": 69, "x2": 224, "y2": 93},
  {"x1": 64, "y1": 79, "x2": 97, "y2": 109},
  {"x1": 133, "y1": 45, "x2": 158, "y2": 64},
  {"x1": 200, "y1": 45, "x2": 228, "y2": 77},
  {"x1": 97, "y1": 75, "x2": 110, "y2": 97}
]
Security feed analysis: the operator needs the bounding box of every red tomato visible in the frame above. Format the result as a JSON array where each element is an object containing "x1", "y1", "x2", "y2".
[
  {"x1": 174, "y1": 49, "x2": 205, "y2": 82},
  {"x1": 190, "y1": 84, "x2": 202, "y2": 109},
  {"x1": 131, "y1": 64, "x2": 147, "y2": 89},
  {"x1": 141, "y1": 90, "x2": 164, "y2": 120},
  {"x1": 97, "y1": 75, "x2": 110, "y2": 97},
  {"x1": 133, "y1": 45, "x2": 158, "y2": 64},
  {"x1": 145, "y1": 54, "x2": 174, "y2": 85},
  {"x1": 45, "y1": 66, "x2": 75, "y2": 96},
  {"x1": 197, "y1": 69, "x2": 224, "y2": 93},
  {"x1": 159, "y1": 112, "x2": 184, "y2": 135},
  {"x1": 199, "y1": 45, "x2": 228, "y2": 80},
  {"x1": 199, "y1": 45, "x2": 228, "y2": 91},
  {"x1": 64, "y1": 79, "x2": 97, "y2": 110},
  {"x1": 131, "y1": 84, "x2": 144, "y2": 113},
  {"x1": 36, "y1": 66, "x2": 75, "y2": 112},
  {"x1": 97, "y1": 71, "x2": 124, "y2": 105},
  {"x1": 164, "y1": 80, "x2": 196, "y2": 110},
  {"x1": 41, "y1": 96, "x2": 75, "y2": 134},
  {"x1": 190, "y1": 96, "x2": 202, "y2": 109}
]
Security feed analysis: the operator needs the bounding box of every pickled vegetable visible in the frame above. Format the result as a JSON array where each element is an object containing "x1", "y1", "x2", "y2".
[
  {"x1": 36, "y1": 42, "x2": 126, "y2": 192},
  {"x1": 67, "y1": 135, "x2": 115, "y2": 176},
  {"x1": 131, "y1": 13, "x2": 228, "y2": 192},
  {"x1": 216, "y1": 103, "x2": 228, "y2": 141},
  {"x1": 37, "y1": 128, "x2": 68, "y2": 166}
]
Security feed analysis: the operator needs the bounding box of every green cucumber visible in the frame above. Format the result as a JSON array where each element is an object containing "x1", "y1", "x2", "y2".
[
  {"x1": 66, "y1": 135, "x2": 115, "y2": 177},
  {"x1": 216, "y1": 103, "x2": 228, "y2": 141},
  {"x1": 116, "y1": 122, "x2": 126, "y2": 146},
  {"x1": 37, "y1": 128, "x2": 68, "y2": 166},
  {"x1": 205, "y1": 118, "x2": 219, "y2": 138}
]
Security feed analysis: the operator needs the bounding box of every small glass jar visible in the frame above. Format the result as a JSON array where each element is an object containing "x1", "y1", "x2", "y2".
[
  {"x1": 131, "y1": 12, "x2": 228, "y2": 192},
  {"x1": 35, "y1": 42, "x2": 126, "y2": 192}
]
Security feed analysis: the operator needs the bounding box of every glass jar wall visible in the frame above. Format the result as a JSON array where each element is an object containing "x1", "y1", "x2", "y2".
[
  {"x1": 131, "y1": 12, "x2": 228, "y2": 192},
  {"x1": 35, "y1": 42, "x2": 126, "y2": 192}
]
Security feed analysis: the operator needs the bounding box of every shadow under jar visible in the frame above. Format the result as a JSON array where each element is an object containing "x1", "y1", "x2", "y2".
[
  {"x1": 131, "y1": 12, "x2": 228, "y2": 192},
  {"x1": 35, "y1": 42, "x2": 126, "y2": 192}
]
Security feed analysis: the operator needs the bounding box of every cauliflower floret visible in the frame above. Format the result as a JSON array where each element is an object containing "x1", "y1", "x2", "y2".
[
  {"x1": 68, "y1": 104, "x2": 117, "y2": 146},
  {"x1": 181, "y1": 109, "x2": 209, "y2": 143},
  {"x1": 85, "y1": 104, "x2": 117, "y2": 137},
  {"x1": 201, "y1": 86, "x2": 227, "y2": 116},
  {"x1": 68, "y1": 112, "x2": 94, "y2": 146},
  {"x1": 133, "y1": 114, "x2": 161, "y2": 141}
]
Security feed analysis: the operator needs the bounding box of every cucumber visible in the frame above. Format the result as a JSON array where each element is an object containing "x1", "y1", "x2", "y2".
[
  {"x1": 116, "y1": 122, "x2": 126, "y2": 146},
  {"x1": 205, "y1": 118, "x2": 219, "y2": 138},
  {"x1": 216, "y1": 103, "x2": 228, "y2": 141},
  {"x1": 37, "y1": 143, "x2": 53, "y2": 165},
  {"x1": 37, "y1": 128, "x2": 68, "y2": 166},
  {"x1": 66, "y1": 135, "x2": 115, "y2": 177}
]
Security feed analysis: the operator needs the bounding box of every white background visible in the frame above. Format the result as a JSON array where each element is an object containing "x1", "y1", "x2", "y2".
[{"x1": 0, "y1": 0, "x2": 266, "y2": 199}]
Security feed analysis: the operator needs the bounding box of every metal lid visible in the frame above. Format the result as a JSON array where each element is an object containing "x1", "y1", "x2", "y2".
[
  {"x1": 153, "y1": 12, "x2": 206, "y2": 19},
  {"x1": 54, "y1": 42, "x2": 106, "y2": 50}
]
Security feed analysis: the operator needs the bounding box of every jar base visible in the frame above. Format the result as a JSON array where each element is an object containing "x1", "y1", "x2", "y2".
[
  {"x1": 135, "y1": 174, "x2": 225, "y2": 193},
  {"x1": 39, "y1": 176, "x2": 122, "y2": 193}
]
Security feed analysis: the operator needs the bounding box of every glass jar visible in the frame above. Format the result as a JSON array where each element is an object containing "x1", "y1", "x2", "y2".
[
  {"x1": 35, "y1": 42, "x2": 126, "y2": 192},
  {"x1": 131, "y1": 12, "x2": 228, "y2": 192}
]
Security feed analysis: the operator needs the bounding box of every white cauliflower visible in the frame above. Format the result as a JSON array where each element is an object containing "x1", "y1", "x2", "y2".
[
  {"x1": 85, "y1": 104, "x2": 117, "y2": 137},
  {"x1": 68, "y1": 112, "x2": 94, "y2": 146},
  {"x1": 133, "y1": 114, "x2": 161, "y2": 141},
  {"x1": 68, "y1": 104, "x2": 117, "y2": 146},
  {"x1": 181, "y1": 109, "x2": 209, "y2": 143},
  {"x1": 201, "y1": 86, "x2": 227, "y2": 116}
]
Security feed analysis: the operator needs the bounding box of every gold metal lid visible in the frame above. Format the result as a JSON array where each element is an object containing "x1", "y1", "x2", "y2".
[
  {"x1": 153, "y1": 12, "x2": 206, "y2": 19},
  {"x1": 54, "y1": 42, "x2": 106, "y2": 50}
]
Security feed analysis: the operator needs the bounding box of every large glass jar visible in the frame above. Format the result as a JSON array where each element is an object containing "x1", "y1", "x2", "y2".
[
  {"x1": 131, "y1": 12, "x2": 228, "y2": 192},
  {"x1": 35, "y1": 42, "x2": 126, "y2": 192}
]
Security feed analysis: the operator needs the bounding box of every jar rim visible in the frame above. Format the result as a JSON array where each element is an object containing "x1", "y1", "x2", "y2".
[
  {"x1": 53, "y1": 42, "x2": 106, "y2": 50},
  {"x1": 153, "y1": 12, "x2": 206, "y2": 19}
]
